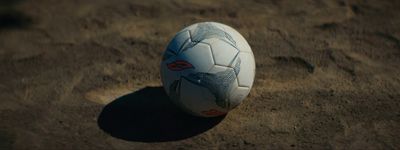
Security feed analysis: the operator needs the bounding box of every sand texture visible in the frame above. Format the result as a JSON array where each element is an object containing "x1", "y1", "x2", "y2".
[{"x1": 0, "y1": 0, "x2": 400, "y2": 149}]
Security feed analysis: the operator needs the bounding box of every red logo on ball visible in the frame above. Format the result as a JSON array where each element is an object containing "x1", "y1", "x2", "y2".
[{"x1": 167, "y1": 60, "x2": 194, "y2": 71}]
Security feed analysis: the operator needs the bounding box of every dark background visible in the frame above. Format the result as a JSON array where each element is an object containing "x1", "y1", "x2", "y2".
[{"x1": 0, "y1": 0, "x2": 399, "y2": 149}]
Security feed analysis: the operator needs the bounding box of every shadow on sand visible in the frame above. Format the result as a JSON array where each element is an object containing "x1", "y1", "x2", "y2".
[
  {"x1": 97, "y1": 86, "x2": 225, "y2": 142},
  {"x1": 0, "y1": 0, "x2": 32, "y2": 30}
]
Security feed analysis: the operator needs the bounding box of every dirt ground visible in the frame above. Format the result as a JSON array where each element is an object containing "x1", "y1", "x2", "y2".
[{"x1": 1, "y1": 0, "x2": 400, "y2": 149}]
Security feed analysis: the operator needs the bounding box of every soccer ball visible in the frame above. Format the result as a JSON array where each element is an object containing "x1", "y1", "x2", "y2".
[{"x1": 160, "y1": 22, "x2": 255, "y2": 117}]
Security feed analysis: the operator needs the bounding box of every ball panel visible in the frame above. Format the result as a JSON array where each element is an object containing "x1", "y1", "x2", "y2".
[
  {"x1": 183, "y1": 65, "x2": 237, "y2": 110},
  {"x1": 229, "y1": 86, "x2": 250, "y2": 109},
  {"x1": 220, "y1": 24, "x2": 253, "y2": 53},
  {"x1": 166, "y1": 30, "x2": 191, "y2": 54},
  {"x1": 226, "y1": 77, "x2": 239, "y2": 109},
  {"x1": 179, "y1": 77, "x2": 226, "y2": 117},
  {"x1": 210, "y1": 40, "x2": 239, "y2": 66},
  {"x1": 208, "y1": 65, "x2": 230, "y2": 74},
  {"x1": 180, "y1": 43, "x2": 214, "y2": 73},
  {"x1": 200, "y1": 38, "x2": 219, "y2": 45},
  {"x1": 235, "y1": 52, "x2": 255, "y2": 87}
]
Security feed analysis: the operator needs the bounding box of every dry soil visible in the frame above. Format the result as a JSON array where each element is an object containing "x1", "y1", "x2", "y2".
[{"x1": 1, "y1": 0, "x2": 400, "y2": 149}]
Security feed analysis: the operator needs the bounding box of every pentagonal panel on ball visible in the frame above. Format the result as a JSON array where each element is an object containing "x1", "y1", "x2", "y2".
[
  {"x1": 209, "y1": 40, "x2": 239, "y2": 67},
  {"x1": 180, "y1": 43, "x2": 214, "y2": 74}
]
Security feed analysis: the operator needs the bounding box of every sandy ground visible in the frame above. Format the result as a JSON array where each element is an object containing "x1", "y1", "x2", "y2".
[{"x1": 1, "y1": 0, "x2": 400, "y2": 149}]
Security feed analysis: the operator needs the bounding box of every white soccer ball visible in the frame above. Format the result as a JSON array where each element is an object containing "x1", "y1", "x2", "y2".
[{"x1": 160, "y1": 22, "x2": 255, "y2": 117}]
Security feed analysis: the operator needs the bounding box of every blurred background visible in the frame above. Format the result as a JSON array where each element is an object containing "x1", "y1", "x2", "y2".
[{"x1": 0, "y1": 0, "x2": 399, "y2": 149}]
